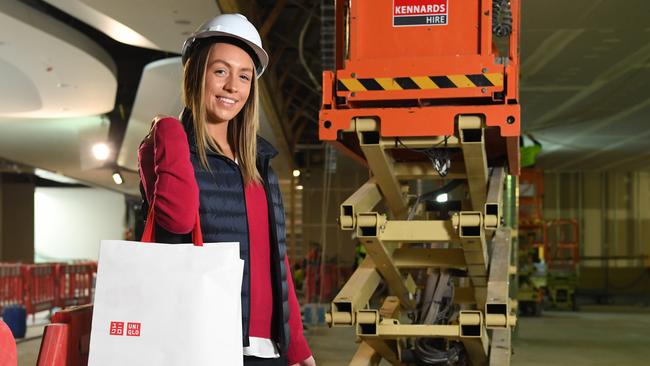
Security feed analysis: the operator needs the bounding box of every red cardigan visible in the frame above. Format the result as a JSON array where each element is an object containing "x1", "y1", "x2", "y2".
[{"x1": 138, "y1": 117, "x2": 311, "y2": 364}]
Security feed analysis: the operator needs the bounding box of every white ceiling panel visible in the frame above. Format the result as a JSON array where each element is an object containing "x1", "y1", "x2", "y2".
[
  {"x1": 521, "y1": 0, "x2": 650, "y2": 171},
  {"x1": 118, "y1": 57, "x2": 184, "y2": 171},
  {"x1": 44, "y1": 0, "x2": 220, "y2": 53},
  {"x1": 0, "y1": 0, "x2": 117, "y2": 118}
]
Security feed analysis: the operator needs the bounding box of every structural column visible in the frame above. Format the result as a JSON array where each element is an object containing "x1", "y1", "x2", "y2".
[{"x1": 0, "y1": 173, "x2": 35, "y2": 262}]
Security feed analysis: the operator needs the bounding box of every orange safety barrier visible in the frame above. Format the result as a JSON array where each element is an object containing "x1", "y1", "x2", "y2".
[
  {"x1": 37, "y1": 305, "x2": 93, "y2": 366},
  {"x1": 22, "y1": 264, "x2": 58, "y2": 316},
  {"x1": 0, "y1": 263, "x2": 23, "y2": 313},
  {"x1": 56, "y1": 262, "x2": 96, "y2": 308}
]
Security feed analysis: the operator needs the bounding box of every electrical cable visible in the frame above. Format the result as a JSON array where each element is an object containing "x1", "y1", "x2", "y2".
[
  {"x1": 299, "y1": 6, "x2": 322, "y2": 92},
  {"x1": 492, "y1": 0, "x2": 513, "y2": 38},
  {"x1": 396, "y1": 137, "x2": 452, "y2": 177},
  {"x1": 415, "y1": 269, "x2": 461, "y2": 365}
]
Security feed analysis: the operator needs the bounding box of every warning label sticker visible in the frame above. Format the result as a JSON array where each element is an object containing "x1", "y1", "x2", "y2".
[{"x1": 393, "y1": 0, "x2": 448, "y2": 27}]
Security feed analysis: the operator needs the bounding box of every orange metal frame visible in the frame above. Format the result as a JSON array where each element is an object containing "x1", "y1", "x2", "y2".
[
  {"x1": 545, "y1": 219, "x2": 580, "y2": 270},
  {"x1": 320, "y1": 0, "x2": 521, "y2": 171}
]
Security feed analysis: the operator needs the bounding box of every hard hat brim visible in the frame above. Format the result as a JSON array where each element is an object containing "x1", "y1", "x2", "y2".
[{"x1": 182, "y1": 31, "x2": 269, "y2": 77}]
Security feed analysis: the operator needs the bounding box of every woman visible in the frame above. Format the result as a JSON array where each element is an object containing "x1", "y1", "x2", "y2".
[{"x1": 139, "y1": 14, "x2": 315, "y2": 366}]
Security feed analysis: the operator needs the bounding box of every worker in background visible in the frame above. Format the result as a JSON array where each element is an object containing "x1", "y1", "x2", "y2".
[
  {"x1": 520, "y1": 134, "x2": 542, "y2": 168},
  {"x1": 353, "y1": 242, "x2": 366, "y2": 271},
  {"x1": 138, "y1": 14, "x2": 315, "y2": 366},
  {"x1": 293, "y1": 262, "x2": 305, "y2": 294}
]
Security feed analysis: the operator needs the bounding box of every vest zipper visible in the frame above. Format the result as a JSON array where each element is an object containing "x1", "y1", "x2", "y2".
[{"x1": 209, "y1": 153, "x2": 253, "y2": 347}]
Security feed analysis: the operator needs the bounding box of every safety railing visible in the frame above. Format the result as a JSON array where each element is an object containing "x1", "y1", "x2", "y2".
[
  {"x1": 56, "y1": 262, "x2": 96, "y2": 308},
  {"x1": 0, "y1": 263, "x2": 23, "y2": 312},
  {"x1": 22, "y1": 264, "x2": 58, "y2": 316},
  {"x1": 0, "y1": 262, "x2": 97, "y2": 316}
]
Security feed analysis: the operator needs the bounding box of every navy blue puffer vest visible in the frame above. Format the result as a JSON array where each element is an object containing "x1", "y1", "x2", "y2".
[{"x1": 186, "y1": 130, "x2": 290, "y2": 352}]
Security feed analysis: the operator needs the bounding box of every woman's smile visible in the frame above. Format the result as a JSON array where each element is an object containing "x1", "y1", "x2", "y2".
[{"x1": 216, "y1": 95, "x2": 238, "y2": 108}]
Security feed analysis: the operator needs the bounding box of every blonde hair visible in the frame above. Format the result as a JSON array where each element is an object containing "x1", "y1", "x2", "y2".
[{"x1": 182, "y1": 41, "x2": 262, "y2": 185}]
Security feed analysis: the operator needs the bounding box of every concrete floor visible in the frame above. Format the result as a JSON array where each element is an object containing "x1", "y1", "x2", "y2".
[
  {"x1": 305, "y1": 305, "x2": 650, "y2": 366},
  {"x1": 12, "y1": 306, "x2": 650, "y2": 365}
]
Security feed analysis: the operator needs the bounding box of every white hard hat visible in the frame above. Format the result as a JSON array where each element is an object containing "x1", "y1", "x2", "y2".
[{"x1": 182, "y1": 14, "x2": 269, "y2": 77}]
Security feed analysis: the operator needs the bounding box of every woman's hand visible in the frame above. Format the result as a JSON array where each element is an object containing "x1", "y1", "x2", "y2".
[{"x1": 291, "y1": 355, "x2": 316, "y2": 366}]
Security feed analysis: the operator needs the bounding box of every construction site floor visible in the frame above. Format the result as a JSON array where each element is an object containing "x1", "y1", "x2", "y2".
[{"x1": 13, "y1": 305, "x2": 650, "y2": 365}]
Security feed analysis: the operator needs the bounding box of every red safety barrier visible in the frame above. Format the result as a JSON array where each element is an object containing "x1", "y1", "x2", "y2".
[
  {"x1": 37, "y1": 305, "x2": 93, "y2": 366},
  {"x1": 319, "y1": 263, "x2": 337, "y2": 302},
  {"x1": 56, "y1": 262, "x2": 96, "y2": 308},
  {"x1": 1, "y1": 262, "x2": 97, "y2": 316},
  {"x1": 304, "y1": 262, "x2": 350, "y2": 303},
  {"x1": 22, "y1": 264, "x2": 58, "y2": 316},
  {"x1": 0, "y1": 263, "x2": 23, "y2": 313}
]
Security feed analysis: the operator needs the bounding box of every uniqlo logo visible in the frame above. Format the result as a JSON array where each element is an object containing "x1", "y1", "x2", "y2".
[
  {"x1": 126, "y1": 322, "x2": 141, "y2": 337},
  {"x1": 109, "y1": 321, "x2": 124, "y2": 336}
]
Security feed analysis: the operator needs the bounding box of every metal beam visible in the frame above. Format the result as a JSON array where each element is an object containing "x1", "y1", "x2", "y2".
[
  {"x1": 328, "y1": 257, "x2": 382, "y2": 327},
  {"x1": 259, "y1": 0, "x2": 287, "y2": 38},
  {"x1": 392, "y1": 248, "x2": 466, "y2": 269},
  {"x1": 357, "y1": 214, "x2": 416, "y2": 309},
  {"x1": 453, "y1": 212, "x2": 489, "y2": 308},
  {"x1": 484, "y1": 166, "x2": 506, "y2": 230},
  {"x1": 357, "y1": 297, "x2": 402, "y2": 365},
  {"x1": 485, "y1": 228, "x2": 517, "y2": 329},
  {"x1": 356, "y1": 118, "x2": 408, "y2": 217},
  {"x1": 459, "y1": 115, "x2": 488, "y2": 211},
  {"x1": 489, "y1": 329, "x2": 512, "y2": 366},
  {"x1": 349, "y1": 342, "x2": 381, "y2": 366},
  {"x1": 380, "y1": 220, "x2": 459, "y2": 243},
  {"x1": 340, "y1": 178, "x2": 382, "y2": 230}
]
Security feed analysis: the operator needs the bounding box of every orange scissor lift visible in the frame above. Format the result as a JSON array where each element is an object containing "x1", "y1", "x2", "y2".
[{"x1": 321, "y1": 1, "x2": 520, "y2": 365}]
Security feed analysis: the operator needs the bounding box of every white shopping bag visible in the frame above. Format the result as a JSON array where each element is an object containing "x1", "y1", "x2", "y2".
[{"x1": 88, "y1": 211, "x2": 244, "y2": 366}]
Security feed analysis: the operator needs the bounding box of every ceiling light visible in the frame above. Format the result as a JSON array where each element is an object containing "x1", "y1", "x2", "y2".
[
  {"x1": 112, "y1": 171, "x2": 124, "y2": 185},
  {"x1": 292, "y1": 169, "x2": 301, "y2": 177},
  {"x1": 296, "y1": 185, "x2": 304, "y2": 190},
  {"x1": 435, "y1": 193, "x2": 448, "y2": 203},
  {"x1": 92, "y1": 143, "x2": 110, "y2": 161}
]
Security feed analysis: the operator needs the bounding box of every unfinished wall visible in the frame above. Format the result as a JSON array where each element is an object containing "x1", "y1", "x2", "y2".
[
  {"x1": 300, "y1": 149, "x2": 369, "y2": 268},
  {"x1": 543, "y1": 171, "x2": 650, "y2": 267},
  {"x1": 543, "y1": 171, "x2": 650, "y2": 297}
]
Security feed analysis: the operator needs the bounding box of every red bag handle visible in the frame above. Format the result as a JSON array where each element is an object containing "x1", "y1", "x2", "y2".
[{"x1": 140, "y1": 206, "x2": 203, "y2": 246}]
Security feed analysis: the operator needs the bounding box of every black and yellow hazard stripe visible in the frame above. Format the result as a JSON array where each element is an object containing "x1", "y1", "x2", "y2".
[{"x1": 337, "y1": 73, "x2": 503, "y2": 92}]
